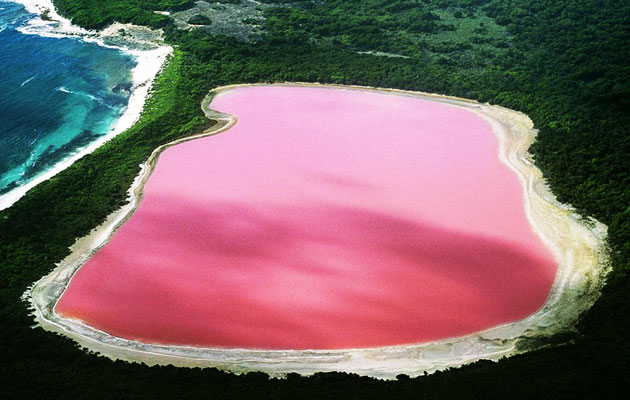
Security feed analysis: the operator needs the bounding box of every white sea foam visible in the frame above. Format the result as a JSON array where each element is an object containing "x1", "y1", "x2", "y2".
[
  {"x1": 13, "y1": 0, "x2": 87, "y2": 38},
  {"x1": 0, "y1": 1, "x2": 173, "y2": 210},
  {"x1": 20, "y1": 74, "x2": 37, "y2": 86},
  {"x1": 55, "y1": 86, "x2": 116, "y2": 109}
]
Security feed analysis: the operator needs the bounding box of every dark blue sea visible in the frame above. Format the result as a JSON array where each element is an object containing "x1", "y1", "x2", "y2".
[{"x1": 0, "y1": 0, "x2": 135, "y2": 199}]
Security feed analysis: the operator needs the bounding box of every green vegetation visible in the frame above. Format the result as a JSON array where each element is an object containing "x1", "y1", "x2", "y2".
[
  {"x1": 1, "y1": 0, "x2": 629, "y2": 398},
  {"x1": 53, "y1": 0, "x2": 196, "y2": 29}
]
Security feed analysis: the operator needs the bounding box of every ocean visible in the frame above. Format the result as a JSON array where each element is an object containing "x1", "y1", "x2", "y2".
[{"x1": 0, "y1": 0, "x2": 136, "y2": 202}]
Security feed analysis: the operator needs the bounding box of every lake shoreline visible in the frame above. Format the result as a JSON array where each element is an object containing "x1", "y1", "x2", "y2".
[{"x1": 24, "y1": 83, "x2": 610, "y2": 379}]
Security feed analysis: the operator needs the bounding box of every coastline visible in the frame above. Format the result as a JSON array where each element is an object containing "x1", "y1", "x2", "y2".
[
  {"x1": 25, "y1": 83, "x2": 610, "y2": 379},
  {"x1": 0, "y1": 0, "x2": 173, "y2": 211}
]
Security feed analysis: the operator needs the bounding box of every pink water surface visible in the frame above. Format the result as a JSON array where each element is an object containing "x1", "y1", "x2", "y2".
[{"x1": 56, "y1": 86, "x2": 557, "y2": 350}]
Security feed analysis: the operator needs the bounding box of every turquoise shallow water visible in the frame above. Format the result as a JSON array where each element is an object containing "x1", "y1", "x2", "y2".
[{"x1": 0, "y1": 1, "x2": 135, "y2": 196}]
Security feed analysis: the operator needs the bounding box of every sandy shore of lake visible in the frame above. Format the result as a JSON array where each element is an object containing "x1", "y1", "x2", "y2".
[{"x1": 24, "y1": 83, "x2": 609, "y2": 379}]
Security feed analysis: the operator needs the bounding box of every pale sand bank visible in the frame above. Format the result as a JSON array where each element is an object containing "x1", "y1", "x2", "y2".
[{"x1": 24, "y1": 83, "x2": 609, "y2": 379}]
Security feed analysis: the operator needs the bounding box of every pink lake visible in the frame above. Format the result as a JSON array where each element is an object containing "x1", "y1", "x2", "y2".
[{"x1": 56, "y1": 86, "x2": 556, "y2": 350}]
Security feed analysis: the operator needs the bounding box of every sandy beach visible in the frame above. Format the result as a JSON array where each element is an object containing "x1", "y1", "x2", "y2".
[
  {"x1": 0, "y1": 0, "x2": 172, "y2": 211},
  {"x1": 24, "y1": 83, "x2": 609, "y2": 379}
]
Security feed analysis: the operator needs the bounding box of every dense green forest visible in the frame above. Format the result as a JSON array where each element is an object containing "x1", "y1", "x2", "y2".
[{"x1": 1, "y1": 0, "x2": 629, "y2": 398}]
